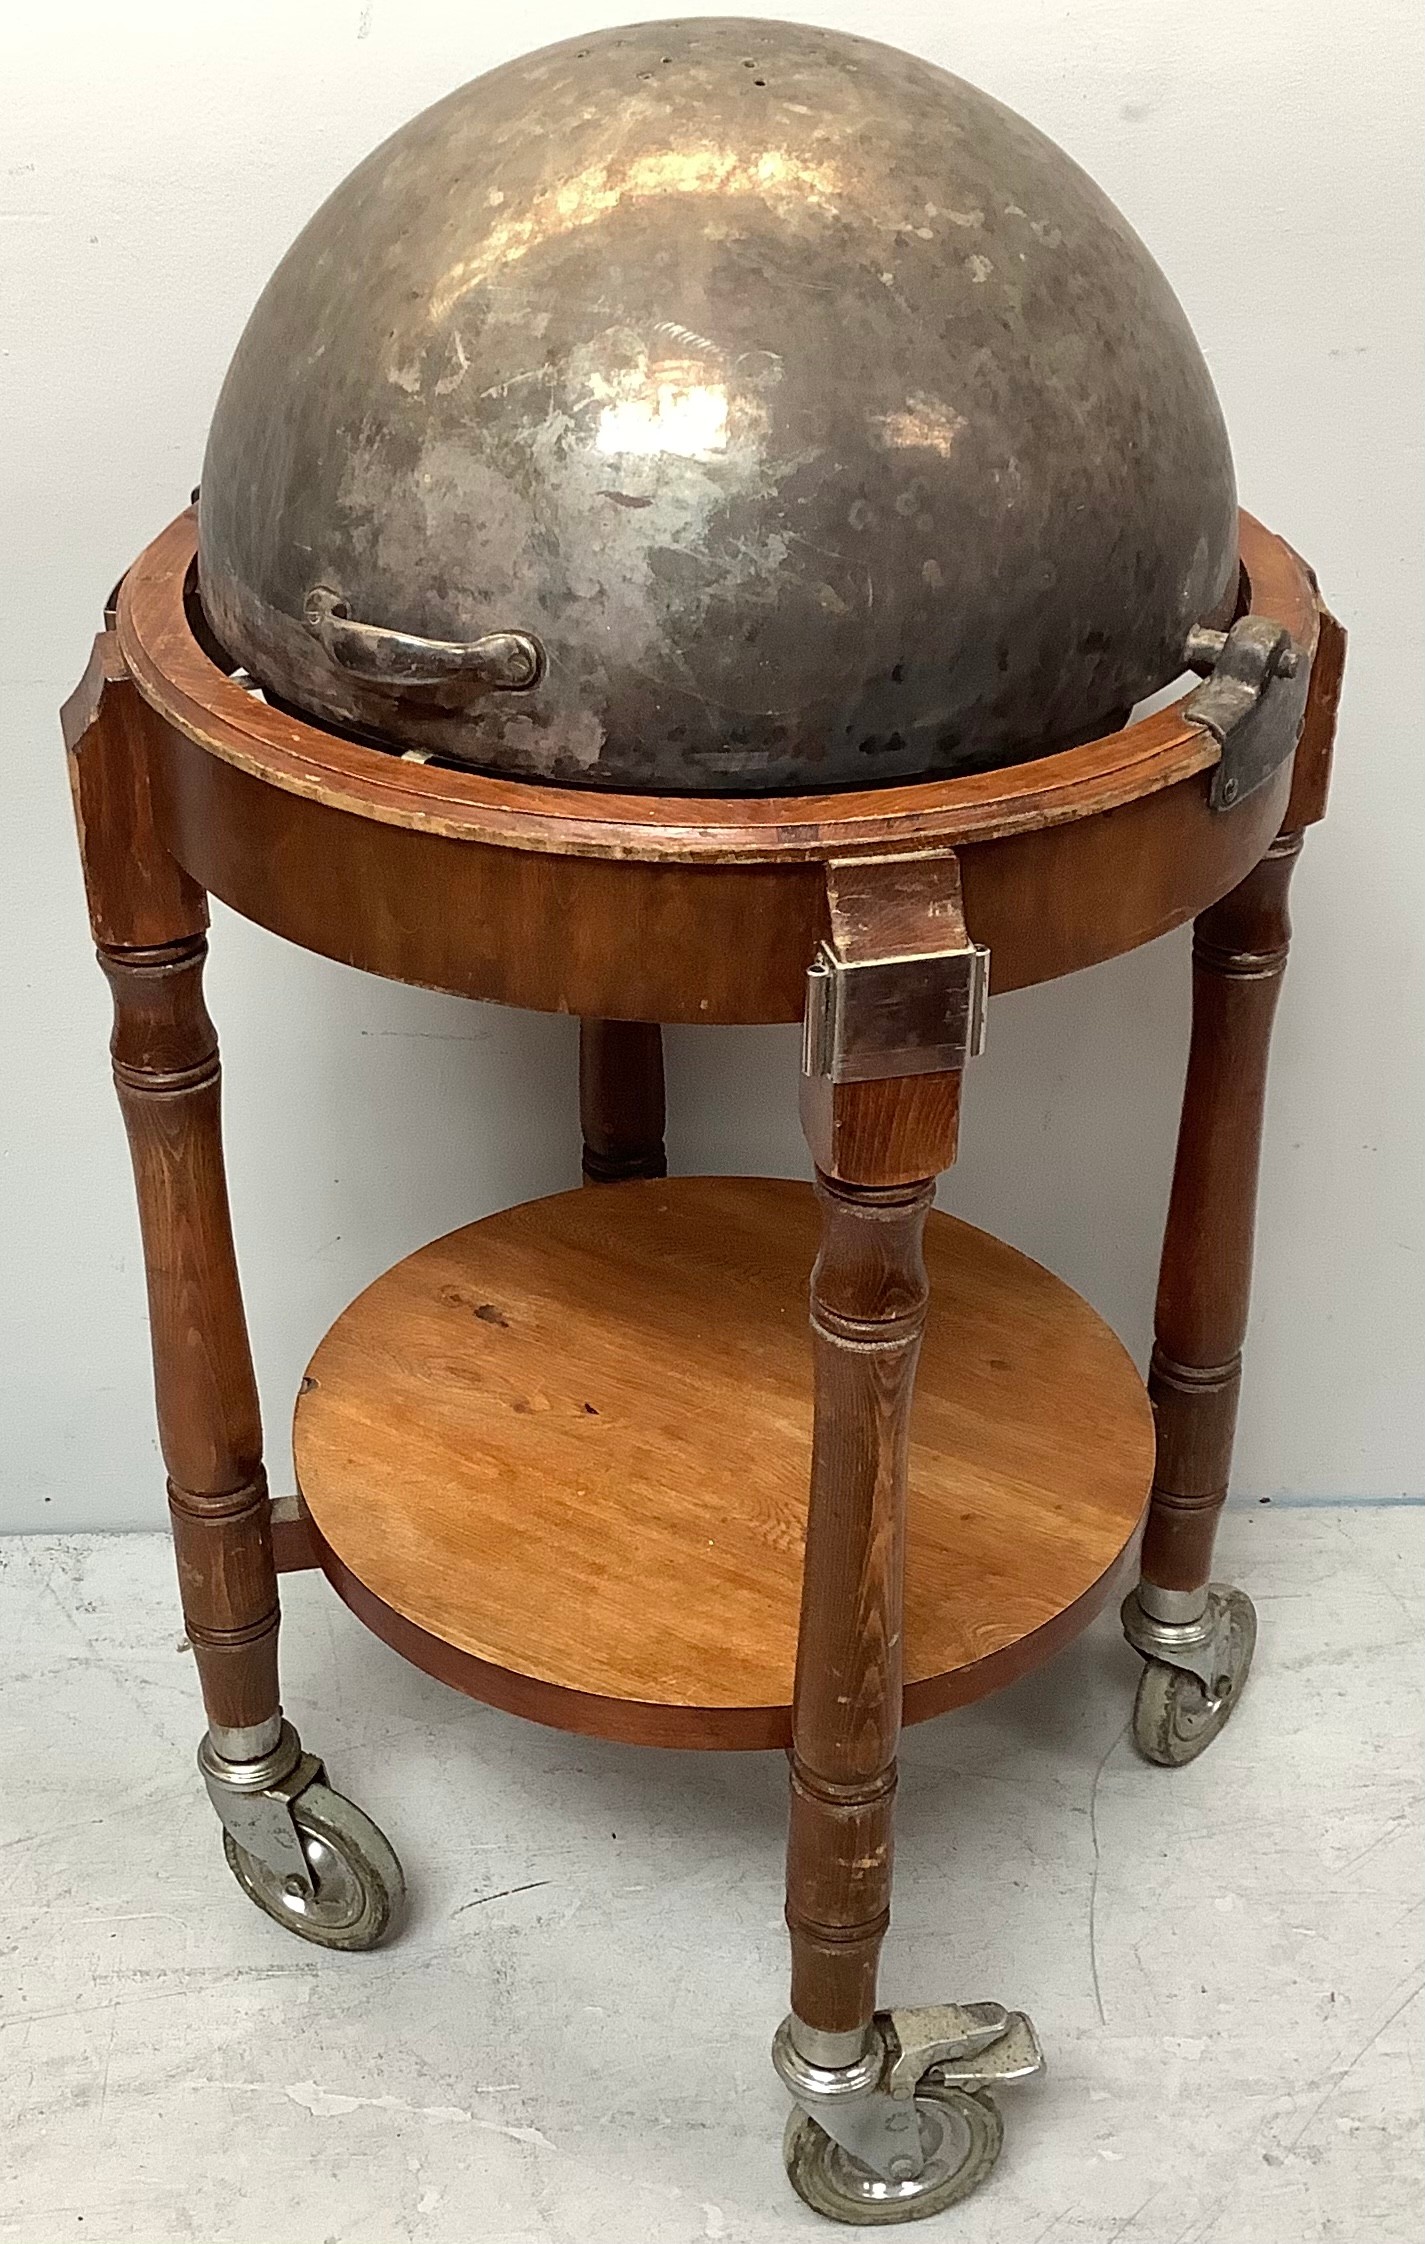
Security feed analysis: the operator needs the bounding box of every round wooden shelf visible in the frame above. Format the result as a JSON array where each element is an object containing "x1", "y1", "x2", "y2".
[{"x1": 295, "y1": 1178, "x2": 1154, "y2": 1749}]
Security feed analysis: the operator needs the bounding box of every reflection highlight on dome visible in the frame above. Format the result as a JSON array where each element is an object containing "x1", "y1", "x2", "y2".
[
  {"x1": 873, "y1": 396, "x2": 966, "y2": 456},
  {"x1": 429, "y1": 145, "x2": 845, "y2": 319},
  {"x1": 596, "y1": 378, "x2": 730, "y2": 458}
]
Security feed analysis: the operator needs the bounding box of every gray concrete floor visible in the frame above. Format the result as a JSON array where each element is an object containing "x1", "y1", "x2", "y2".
[{"x1": 2, "y1": 1506, "x2": 1421, "y2": 2244}]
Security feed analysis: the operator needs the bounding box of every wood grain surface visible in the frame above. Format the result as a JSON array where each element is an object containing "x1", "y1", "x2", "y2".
[
  {"x1": 1140, "y1": 829, "x2": 1303, "y2": 1592},
  {"x1": 102, "y1": 933, "x2": 279, "y2": 1735},
  {"x1": 64, "y1": 631, "x2": 207, "y2": 952},
  {"x1": 67, "y1": 636, "x2": 280, "y2": 1741},
  {"x1": 148, "y1": 721, "x2": 1293, "y2": 1021},
  {"x1": 295, "y1": 1178, "x2": 1153, "y2": 1749},
  {"x1": 786, "y1": 1172, "x2": 934, "y2": 2031},
  {"x1": 1285, "y1": 602, "x2": 1346, "y2": 830}
]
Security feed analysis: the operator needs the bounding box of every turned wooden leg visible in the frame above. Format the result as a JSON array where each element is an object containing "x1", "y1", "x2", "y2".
[
  {"x1": 100, "y1": 934, "x2": 279, "y2": 1757},
  {"x1": 786, "y1": 1154, "x2": 936, "y2": 2043},
  {"x1": 1144, "y1": 827, "x2": 1302, "y2": 1593},
  {"x1": 64, "y1": 631, "x2": 278, "y2": 1760},
  {"x1": 578, "y1": 1018, "x2": 667, "y2": 1182},
  {"x1": 66, "y1": 624, "x2": 403, "y2": 1945},
  {"x1": 1124, "y1": 826, "x2": 1303, "y2": 1763},
  {"x1": 776, "y1": 854, "x2": 1042, "y2": 2220}
]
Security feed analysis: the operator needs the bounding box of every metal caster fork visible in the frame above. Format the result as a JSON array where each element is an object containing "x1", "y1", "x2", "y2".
[
  {"x1": 774, "y1": 2003, "x2": 1043, "y2": 2225},
  {"x1": 1121, "y1": 1583, "x2": 1257, "y2": 1767},
  {"x1": 199, "y1": 1721, "x2": 405, "y2": 1950}
]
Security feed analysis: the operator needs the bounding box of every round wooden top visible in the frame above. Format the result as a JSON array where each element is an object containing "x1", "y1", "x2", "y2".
[
  {"x1": 294, "y1": 1178, "x2": 1154, "y2": 1748},
  {"x1": 118, "y1": 509, "x2": 1317, "y2": 866}
]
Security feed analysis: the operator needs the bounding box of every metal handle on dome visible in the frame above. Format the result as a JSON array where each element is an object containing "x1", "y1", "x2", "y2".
[{"x1": 303, "y1": 586, "x2": 544, "y2": 693}]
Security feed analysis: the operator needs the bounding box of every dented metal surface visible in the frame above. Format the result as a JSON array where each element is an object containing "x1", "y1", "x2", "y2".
[{"x1": 198, "y1": 17, "x2": 1238, "y2": 792}]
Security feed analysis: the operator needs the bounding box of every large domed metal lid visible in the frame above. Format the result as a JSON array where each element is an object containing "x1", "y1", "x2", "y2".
[{"x1": 198, "y1": 16, "x2": 1238, "y2": 795}]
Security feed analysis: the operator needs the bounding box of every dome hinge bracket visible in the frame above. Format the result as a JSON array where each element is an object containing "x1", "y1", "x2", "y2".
[{"x1": 1185, "y1": 616, "x2": 1310, "y2": 812}]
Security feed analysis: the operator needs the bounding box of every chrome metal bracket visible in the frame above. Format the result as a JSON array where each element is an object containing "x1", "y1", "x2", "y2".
[
  {"x1": 802, "y1": 852, "x2": 989, "y2": 1084},
  {"x1": 773, "y1": 2003, "x2": 1043, "y2": 2184},
  {"x1": 198, "y1": 1720, "x2": 324, "y2": 1899},
  {"x1": 1185, "y1": 615, "x2": 1309, "y2": 812},
  {"x1": 1121, "y1": 1583, "x2": 1237, "y2": 1697}
]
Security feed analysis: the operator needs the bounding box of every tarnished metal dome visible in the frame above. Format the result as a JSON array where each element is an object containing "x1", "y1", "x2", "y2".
[{"x1": 198, "y1": 16, "x2": 1238, "y2": 793}]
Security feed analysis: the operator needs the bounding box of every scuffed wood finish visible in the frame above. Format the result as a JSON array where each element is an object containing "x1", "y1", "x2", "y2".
[
  {"x1": 69, "y1": 637, "x2": 279, "y2": 1741},
  {"x1": 292, "y1": 1179, "x2": 1153, "y2": 1749},
  {"x1": 801, "y1": 1070, "x2": 964, "y2": 1190},
  {"x1": 1140, "y1": 829, "x2": 1303, "y2": 1594},
  {"x1": 579, "y1": 1020, "x2": 667, "y2": 1182},
  {"x1": 786, "y1": 1173, "x2": 935, "y2": 2034},
  {"x1": 100, "y1": 932, "x2": 278, "y2": 1733},
  {"x1": 1285, "y1": 601, "x2": 1347, "y2": 830},
  {"x1": 64, "y1": 631, "x2": 206, "y2": 951},
  {"x1": 150, "y1": 718, "x2": 1293, "y2": 1019},
  {"x1": 788, "y1": 833, "x2": 1007, "y2": 2030},
  {"x1": 800, "y1": 849, "x2": 973, "y2": 1186},
  {"x1": 820, "y1": 847, "x2": 977, "y2": 967}
]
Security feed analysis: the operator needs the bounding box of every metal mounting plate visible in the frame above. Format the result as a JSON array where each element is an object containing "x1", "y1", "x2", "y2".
[
  {"x1": 802, "y1": 850, "x2": 989, "y2": 1083},
  {"x1": 803, "y1": 943, "x2": 989, "y2": 1082},
  {"x1": 1187, "y1": 615, "x2": 1311, "y2": 812}
]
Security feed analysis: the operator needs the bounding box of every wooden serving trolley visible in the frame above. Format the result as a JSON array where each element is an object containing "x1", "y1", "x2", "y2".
[{"x1": 66, "y1": 506, "x2": 1342, "y2": 2222}]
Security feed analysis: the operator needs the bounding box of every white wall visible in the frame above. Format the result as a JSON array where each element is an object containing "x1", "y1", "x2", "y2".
[{"x1": 3, "y1": 0, "x2": 1420, "y2": 1530}]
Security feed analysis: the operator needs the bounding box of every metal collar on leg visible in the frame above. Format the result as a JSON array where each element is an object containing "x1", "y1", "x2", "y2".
[
  {"x1": 198, "y1": 1720, "x2": 323, "y2": 1898},
  {"x1": 1136, "y1": 1580, "x2": 1210, "y2": 1626},
  {"x1": 1122, "y1": 1584, "x2": 1232, "y2": 1695},
  {"x1": 199, "y1": 1718, "x2": 304, "y2": 1795},
  {"x1": 205, "y1": 1712, "x2": 285, "y2": 1763},
  {"x1": 787, "y1": 2019, "x2": 876, "y2": 2072}
]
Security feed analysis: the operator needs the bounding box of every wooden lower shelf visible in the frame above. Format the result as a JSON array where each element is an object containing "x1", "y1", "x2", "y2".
[{"x1": 295, "y1": 1177, "x2": 1153, "y2": 1749}]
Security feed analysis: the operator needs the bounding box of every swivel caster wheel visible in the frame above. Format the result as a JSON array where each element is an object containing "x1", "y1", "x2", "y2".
[
  {"x1": 222, "y1": 1779, "x2": 405, "y2": 1951},
  {"x1": 199, "y1": 1721, "x2": 405, "y2": 1951},
  {"x1": 785, "y1": 2084, "x2": 1003, "y2": 2226},
  {"x1": 774, "y1": 2003, "x2": 1041, "y2": 2228},
  {"x1": 1129, "y1": 1585, "x2": 1257, "y2": 1767}
]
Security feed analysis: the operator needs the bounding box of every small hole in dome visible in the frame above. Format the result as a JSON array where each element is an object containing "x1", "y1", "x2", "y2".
[{"x1": 753, "y1": 77, "x2": 767, "y2": 87}]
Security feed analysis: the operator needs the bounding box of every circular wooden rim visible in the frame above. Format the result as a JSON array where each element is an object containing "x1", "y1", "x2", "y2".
[{"x1": 118, "y1": 510, "x2": 1316, "y2": 866}]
